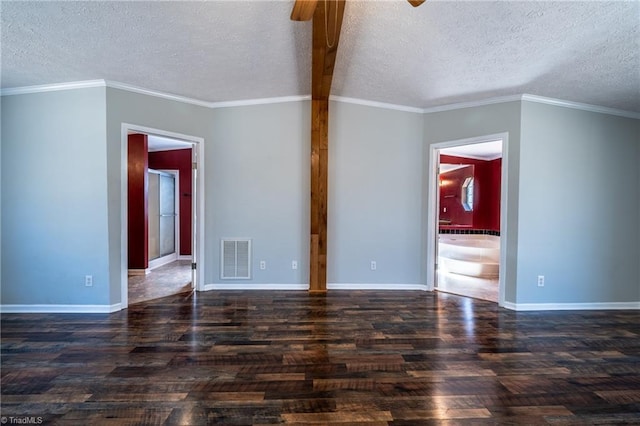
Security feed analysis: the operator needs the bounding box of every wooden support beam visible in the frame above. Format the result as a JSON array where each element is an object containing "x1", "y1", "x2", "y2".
[
  {"x1": 291, "y1": 0, "x2": 318, "y2": 21},
  {"x1": 310, "y1": 99, "x2": 328, "y2": 292},
  {"x1": 311, "y1": 0, "x2": 346, "y2": 101},
  {"x1": 309, "y1": 0, "x2": 345, "y2": 293}
]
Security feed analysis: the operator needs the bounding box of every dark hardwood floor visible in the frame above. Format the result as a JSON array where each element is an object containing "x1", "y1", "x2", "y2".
[{"x1": 2, "y1": 291, "x2": 639, "y2": 425}]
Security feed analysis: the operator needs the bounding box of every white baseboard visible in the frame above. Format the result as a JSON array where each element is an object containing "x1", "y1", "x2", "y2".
[
  {"x1": 128, "y1": 269, "x2": 150, "y2": 275},
  {"x1": 200, "y1": 283, "x2": 428, "y2": 291},
  {"x1": 502, "y1": 301, "x2": 640, "y2": 311},
  {"x1": 148, "y1": 253, "x2": 177, "y2": 270},
  {"x1": 328, "y1": 283, "x2": 428, "y2": 291},
  {"x1": 0, "y1": 303, "x2": 122, "y2": 314},
  {"x1": 178, "y1": 255, "x2": 192, "y2": 261},
  {"x1": 202, "y1": 283, "x2": 308, "y2": 291}
]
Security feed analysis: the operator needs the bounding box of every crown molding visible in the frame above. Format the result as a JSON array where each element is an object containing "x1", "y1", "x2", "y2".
[
  {"x1": 422, "y1": 94, "x2": 640, "y2": 119},
  {"x1": 109, "y1": 81, "x2": 311, "y2": 109},
  {"x1": 422, "y1": 95, "x2": 524, "y2": 114},
  {"x1": 2, "y1": 80, "x2": 638, "y2": 119},
  {"x1": 0, "y1": 79, "x2": 106, "y2": 96},
  {"x1": 209, "y1": 95, "x2": 311, "y2": 109},
  {"x1": 0, "y1": 79, "x2": 308, "y2": 109},
  {"x1": 105, "y1": 80, "x2": 212, "y2": 108},
  {"x1": 329, "y1": 95, "x2": 424, "y2": 113},
  {"x1": 521, "y1": 94, "x2": 640, "y2": 120}
]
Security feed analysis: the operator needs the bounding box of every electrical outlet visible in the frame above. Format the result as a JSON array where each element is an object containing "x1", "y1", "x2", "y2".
[
  {"x1": 370, "y1": 261, "x2": 377, "y2": 271},
  {"x1": 537, "y1": 275, "x2": 545, "y2": 287},
  {"x1": 85, "y1": 275, "x2": 93, "y2": 287},
  {"x1": 291, "y1": 260, "x2": 298, "y2": 270},
  {"x1": 260, "y1": 261, "x2": 266, "y2": 270}
]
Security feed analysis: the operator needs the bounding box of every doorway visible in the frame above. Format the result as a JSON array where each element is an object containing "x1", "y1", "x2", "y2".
[
  {"x1": 121, "y1": 124, "x2": 205, "y2": 309},
  {"x1": 426, "y1": 133, "x2": 508, "y2": 306}
]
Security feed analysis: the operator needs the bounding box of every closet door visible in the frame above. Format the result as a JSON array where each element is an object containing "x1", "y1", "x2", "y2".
[
  {"x1": 158, "y1": 173, "x2": 176, "y2": 257},
  {"x1": 148, "y1": 172, "x2": 160, "y2": 260},
  {"x1": 148, "y1": 170, "x2": 176, "y2": 261}
]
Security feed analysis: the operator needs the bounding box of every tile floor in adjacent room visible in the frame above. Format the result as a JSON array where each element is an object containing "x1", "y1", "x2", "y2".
[
  {"x1": 128, "y1": 259, "x2": 193, "y2": 305},
  {"x1": 436, "y1": 270, "x2": 499, "y2": 303}
]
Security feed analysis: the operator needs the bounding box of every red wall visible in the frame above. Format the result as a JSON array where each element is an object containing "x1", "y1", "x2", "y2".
[
  {"x1": 439, "y1": 164, "x2": 474, "y2": 227},
  {"x1": 127, "y1": 134, "x2": 148, "y2": 269},
  {"x1": 439, "y1": 154, "x2": 501, "y2": 232},
  {"x1": 148, "y1": 148, "x2": 192, "y2": 256},
  {"x1": 487, "y1": 158, "x2": 502, "y2": 230}
]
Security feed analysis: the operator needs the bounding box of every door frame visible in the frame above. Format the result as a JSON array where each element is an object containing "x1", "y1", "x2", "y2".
[
  {"x1": 426, "y1": 132, "x2": 509, "y2": 307},
  {"x1": 120, "y1": 123, "x2": 205, "y2": 309}
]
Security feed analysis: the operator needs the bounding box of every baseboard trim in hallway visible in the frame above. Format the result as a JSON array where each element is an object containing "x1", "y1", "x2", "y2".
[
  {"x1": 504, "y1": 301, "x2": 640, "y2": 311},
  {"x1": 0, "y1": 303, "x2": 122, "y2": 314}
]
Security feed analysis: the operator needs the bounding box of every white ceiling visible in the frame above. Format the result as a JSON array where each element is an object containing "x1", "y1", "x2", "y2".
[
  {"x1": 146, "y1": 135, "x2": 192, "y2": 152},
  {"x1": 2, "y1": 1, "x2": 639, "y2": 113},
  {"x1": 441, "y1": 140, "x2": 503, "y2": 161}
]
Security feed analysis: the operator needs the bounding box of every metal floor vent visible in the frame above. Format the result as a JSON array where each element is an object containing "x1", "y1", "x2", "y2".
[{"x1": 221, "y1": 239, "x2": 251, "y2": 279}]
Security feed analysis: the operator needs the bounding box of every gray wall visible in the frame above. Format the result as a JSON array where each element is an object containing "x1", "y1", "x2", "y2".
[
  {"x1": 0, "y1": 96, "x2": 3, "y2": 293},
  {"x1": 209, "y1": 100, "x2": 424, "y2": 287},
  {"x1": 518, "y1": 101, "x2": 640, "y2": 304},
  {"x1": 329, "y1": 101, "x2": 424, "y2": 285},
  {"x1": 105, "y1": 88, "x2": 212, "y2": 303},
  {"x1": 209, "y1": 101, "x2": 310, "y2": 285},
  {"x1": 1, "y1": 88, "x2": 110, "y2": 305},
  {"x1": 2, "y1": 87, "x2": 638, "y2": 309},
  {"x1": 423, "y1": 102, "x2": 522, "y2": 303}
]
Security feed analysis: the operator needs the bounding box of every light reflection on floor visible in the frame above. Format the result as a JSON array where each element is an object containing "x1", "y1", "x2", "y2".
[{"x1": 436, "y1": 270, "x2": 498, "y2": 303}]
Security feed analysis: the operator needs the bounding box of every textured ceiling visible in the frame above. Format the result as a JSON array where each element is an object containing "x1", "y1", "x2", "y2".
[{"x1": 2, "y1": 1, "x2": 639, "y2": 112}]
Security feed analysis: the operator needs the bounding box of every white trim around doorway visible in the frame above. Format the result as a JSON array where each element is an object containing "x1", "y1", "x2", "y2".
[
  {"x1": 120, "y1": 123, "x2": 205, "y2": 310},
  {"x1": 426, "y1": 132, "x2": 509, "y2": 307}
]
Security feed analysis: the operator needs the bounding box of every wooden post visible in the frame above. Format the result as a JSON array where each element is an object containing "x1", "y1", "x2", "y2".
[
  {"x1": 310, "y1": 99, "x2": 329, "y2": 292},
  {"x1": 309, "y1": 0, "x2": 345, "y2": 292}
]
